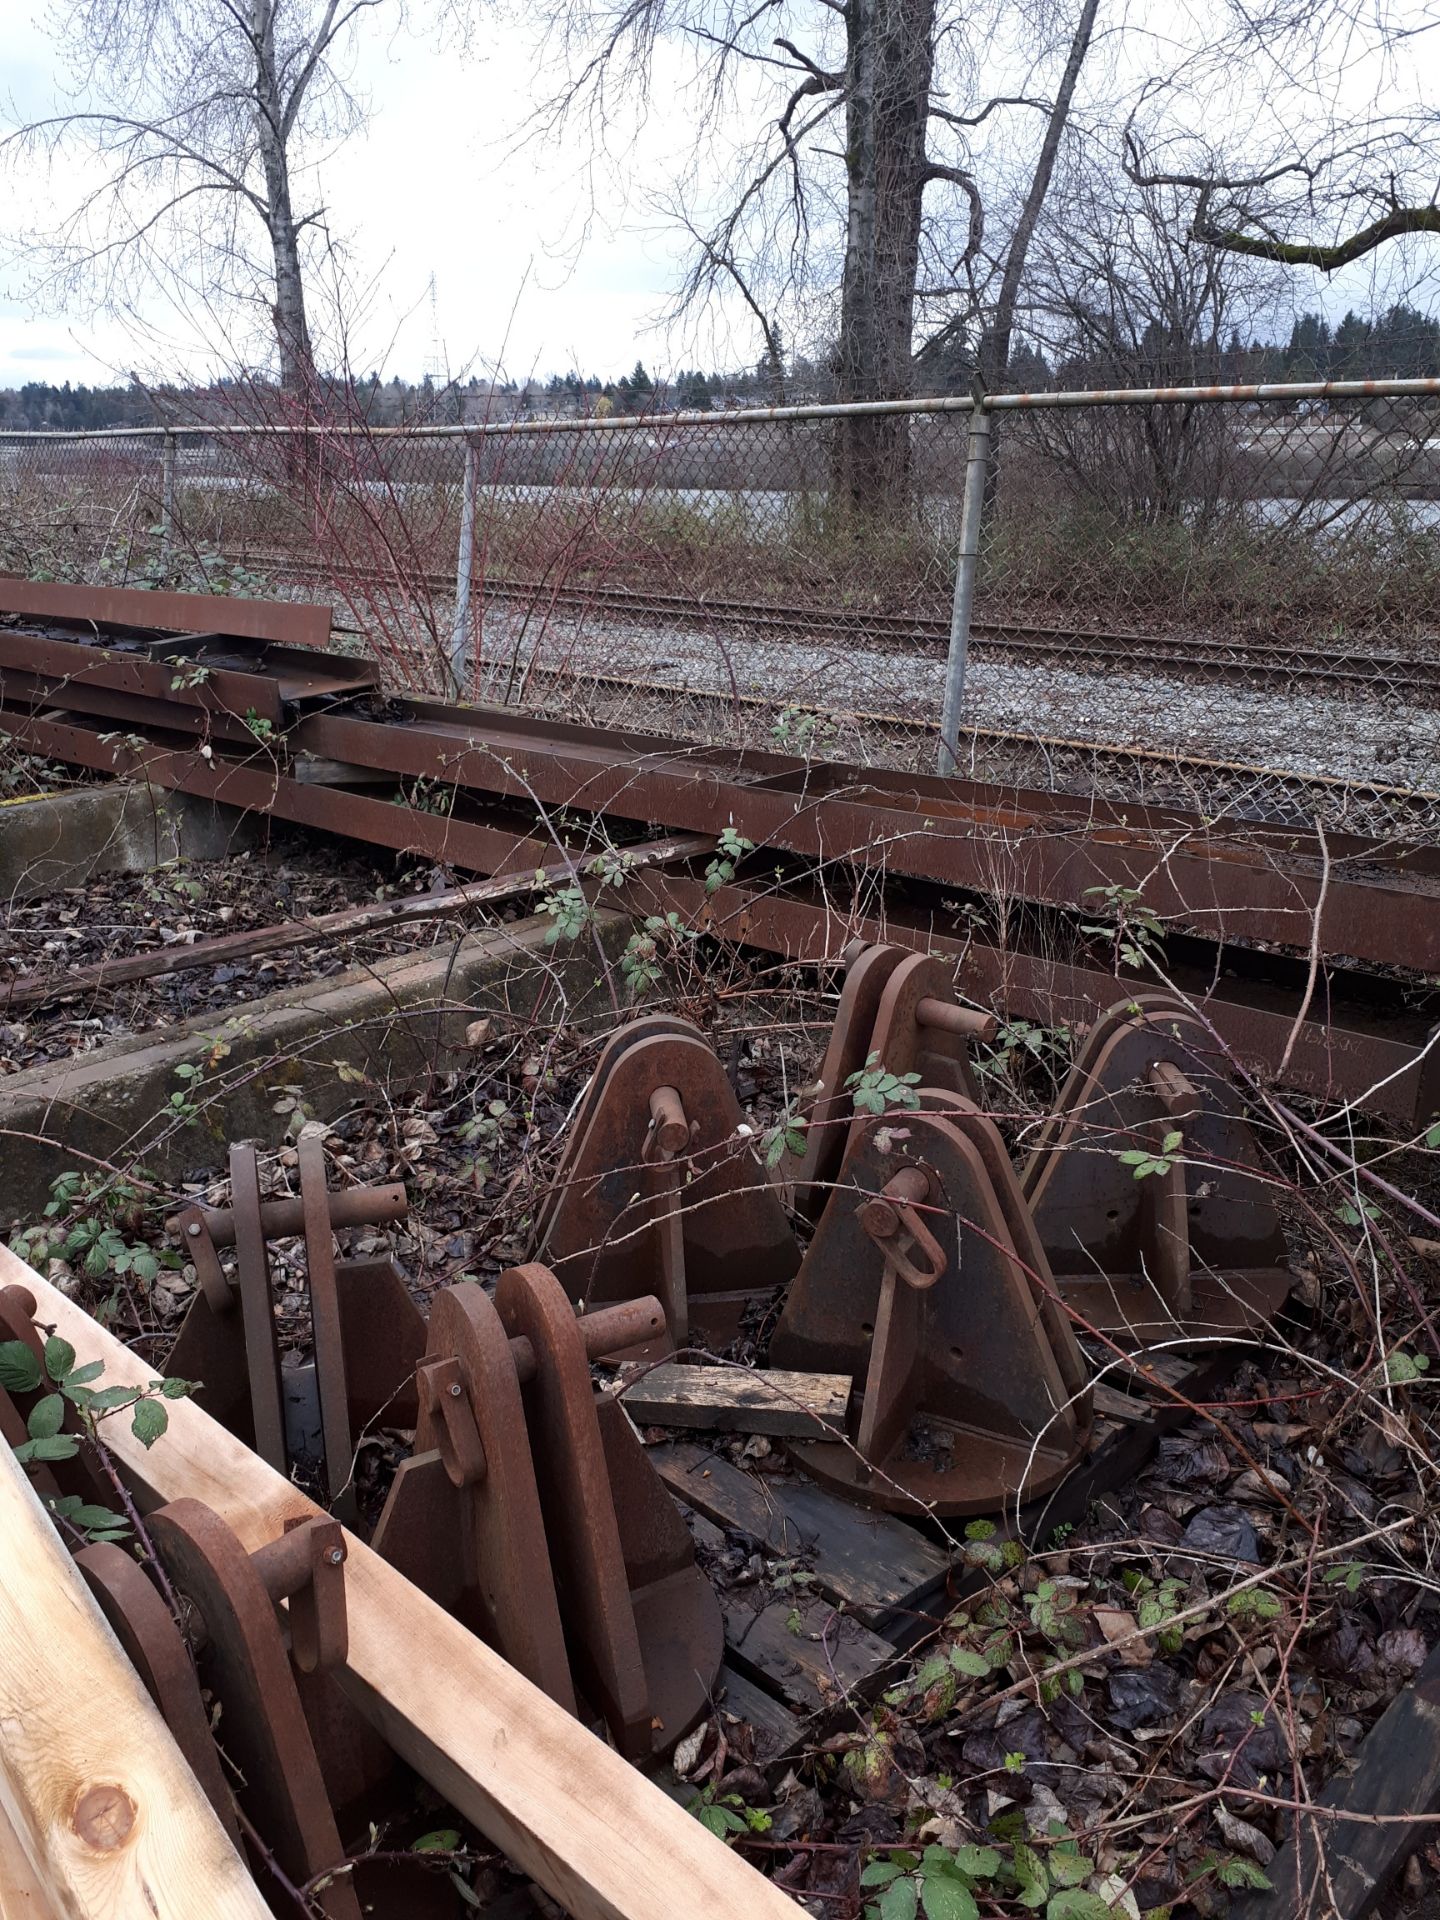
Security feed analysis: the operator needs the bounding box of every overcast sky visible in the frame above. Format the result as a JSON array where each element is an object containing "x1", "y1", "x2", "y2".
[
  {"x1": 0, "y1": 7, "x2": 733, "y2": 389},
  {"x1": 1, "y1": 2, "x2": 1432, "y2": 392}
]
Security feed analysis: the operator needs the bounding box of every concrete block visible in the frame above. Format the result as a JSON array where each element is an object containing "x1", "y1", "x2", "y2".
[
  {"x1": 0, "y1": 783, "x2": 258, "y2": 901},
  {"x1": 0, "y1": 907, "x2": 633, "y2": 1221}
]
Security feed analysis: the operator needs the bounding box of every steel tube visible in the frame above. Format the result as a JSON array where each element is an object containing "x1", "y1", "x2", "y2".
[
  {"x1": 181, "y1": 1184, "x2": 410, "y2": 1249},
  {"x1": 509, "y1": 1295, "x2": 667, "y2": 1384},
  {"x1": 938, "y1": 406, "x2": 990, "y2": 779},
  {"x1": 916, "y1": 996, "x2": 999, "y2": 1042},
  {"x1": 450, "y1": 439, "x2": 477, "y2": 695}
]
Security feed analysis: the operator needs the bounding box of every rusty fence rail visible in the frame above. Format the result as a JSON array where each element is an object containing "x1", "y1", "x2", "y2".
[{"x1": 2, "y1": 375, "x2": 1439, "y2": 836}]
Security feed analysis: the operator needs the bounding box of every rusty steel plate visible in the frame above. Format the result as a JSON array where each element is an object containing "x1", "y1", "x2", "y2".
[
  {"x1": 299, "y1": 1134, "x2": 356, "y2": 1518},
  {"x1": 75, "y1": 1541, "x2": 242, "y2": 1848},
  {"x1": 1022, "y1": 1005, "x2": 1292, "y2": 1347},
  {"x1": 494, "y1": 1262, "x2": 650, "y2": 1759},
  {"x1": 539, "y1": 1030, "x2": 799, "y2": 1346},
  {"x1": 867, "y1": 952, "x2": 983, "y2": 1103},
  {"x1": 531, "y1": 1013, "x2": 708, "y2": 1249},
  {"x1": 373, "y1": 1280, "x2": 576, "y2": 1714},
  {"x1": 772, "y1": 1109, "x2": 1086, "y2": 1516},
  {"x1": 781, "y1": 944, "x2": 908, "y2": 1224},
  {"x1": 146, "y1": 1498, "x2": 361, "y2": 1920},
  {"x1": 229, "y1": 1143, "x2": 287, "y2": 1472}
]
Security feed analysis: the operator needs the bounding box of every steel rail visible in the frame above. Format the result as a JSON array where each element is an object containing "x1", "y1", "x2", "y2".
[
  {"x1": 225, "y1": 552, "x2": 1440, "y2": 701},
  {"x1": 2, "y1": 678, "x2": 1434, "y2": 1121}
]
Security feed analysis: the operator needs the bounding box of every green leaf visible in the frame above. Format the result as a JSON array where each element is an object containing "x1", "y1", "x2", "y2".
[
  {"x1": 1046, "y1": 1894, "x2": 1115, "y2": 1920},
  {"x1": 0, "y1": 1342, "x2": 41, "y2": 1394},
  {"x1": 954, "y1": 1846, "x2": 1001, "y2": 1878},
  {"x1": 879, "y1": 1877, "x2": 919, "y2": 1920},
  {"x1": 158, "y1": 1377, "x2": 199, "y2": 1400},
  {"x1": 921, "y1": 1875, "x2": 979, "y2": 1920},
  {"x1": 70, "y1": 1503, "x2": 124, "y2": 1531},
  {"x1": 63, "y1": 1361, "x2": 104, "y2": 1388},
  {"x1": 130, "y1": 1398, "x2": 168, "y2": 1448},
  {"x1": 1218, "y1": 1858, "x2": 1273, "y2": 1890},
  {"x1": 26, "y1": 1394, "x2": 65, "y2": 1440},
  {"x1": 450, "y1": 1870, "x2": 482, "y2": 1907},
  {"x1": 43, "y1": 1337, "x2": 75, "y2": 1384},
  {"x1": 411, "y1": 1830, "x2": 461, "y2": 1854},
  {"x1": 1014, "y1": 1843, "x2": 1049, "y2": 1907},
  {"x1": 949, "y1": 1646, "x2": 991, "y2": 1677},
  {"x1": 1048, "y1": 1851, "x2": 1095, "y2": 1888},
  {"x1": 86, "y1": 1385, "x2": 140, "y2": 1412},
  {"x1": 14, "y1": 1434, "x2": 79, "y2": 1464},
  {"x1": 861, "y1": 1863, "x2": 903, "y2": 1887}
]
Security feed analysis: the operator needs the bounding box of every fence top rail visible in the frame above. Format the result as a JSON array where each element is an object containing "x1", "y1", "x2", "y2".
[{"x1": 0, "y1": 372, "x2": 1437, "y2": 443}]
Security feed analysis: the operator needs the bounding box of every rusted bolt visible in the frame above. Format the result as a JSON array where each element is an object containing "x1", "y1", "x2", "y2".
[
  {"x1": 449, "y1": 1382, "x2": 463, "y2": 1398},
  {"x1": 186, "y1": 1220, "x2": 201, "y2": 1237},
  {"x1": 328, "y1": 1546, "x2": 346, "y2": 1566}
]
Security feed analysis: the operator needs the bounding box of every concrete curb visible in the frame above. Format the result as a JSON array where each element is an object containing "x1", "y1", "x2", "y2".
[{"x1": 1, "y1": 907, "x2": 631, "y2": 1218}]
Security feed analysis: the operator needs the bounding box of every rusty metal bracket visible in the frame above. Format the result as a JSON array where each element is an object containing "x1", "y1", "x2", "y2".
[
  {"x1": 771, "y1": 1096, "x2": 1091, "y2": 1516},
  {"x1": 146, "y1": 1497, "x2": 363, "y2": 1920},
  {"x1": 539, "y1": 1017, "x2": 799, "y2": 1349},
  {"x1": 166, "y1": 1149, "x2": 425, "y2": 1505},
  {"x1": 74, "y1": 1541, "x2": 243, "y2": 1849},
  {"x1": 782, "y1": 945, "x2": 997, "y2": 1223},
  {"x1": 1020, "y1": 998, "x2": 1292, "y2": 1346},
  {"x1": 374, "y1": 1267, "x2": 721, "y2": 1759}
]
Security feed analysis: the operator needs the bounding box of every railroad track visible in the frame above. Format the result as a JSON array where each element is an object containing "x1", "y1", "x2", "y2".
[{"x1": 238, "y1": 551, "x2": 1440, "y2": 701}]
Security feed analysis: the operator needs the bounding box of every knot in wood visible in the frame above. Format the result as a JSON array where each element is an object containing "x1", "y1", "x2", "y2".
[{"x1": 71, "y1": 1782, "x2": 137, "y2": 1851}]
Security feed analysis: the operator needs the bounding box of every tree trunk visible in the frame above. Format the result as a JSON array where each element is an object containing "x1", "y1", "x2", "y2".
[
  {"x1": 975, "y1": 0, "x2": 1102, "y2": 396},
  {"x1": 831, "y1": 0, "x2": 937, "y2": 516},
  {"x1": 251, "y1": 0, "x2": 315, "y2": 409}
]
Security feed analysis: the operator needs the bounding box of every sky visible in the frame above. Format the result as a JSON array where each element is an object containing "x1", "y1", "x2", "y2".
[
  {"x1": 0, "y1": 0, "x2": 1435, "y2": 392},
  {"x1": 0, "y1": 6, "x2": 731, "y2": 389}
]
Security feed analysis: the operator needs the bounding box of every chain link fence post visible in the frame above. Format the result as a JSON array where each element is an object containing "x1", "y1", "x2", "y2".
[
  {"x1": 937, "y1": 403, "x2": 990, "y2": 777},
  {"x1": 160, "y1": 429, "x2": 177, "y2": 573},
  {"x1": 449, "y1": 436, "x2": 477, "y2": 697}
]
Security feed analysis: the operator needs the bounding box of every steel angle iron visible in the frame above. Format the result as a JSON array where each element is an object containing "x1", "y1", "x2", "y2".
[
  {"x1": 167, "y1": 1138, "x2": 425, "y2": 1512},
  {"x1": 1020, "y1": 997, "x2": 1291, "y2": 1346},
  {"x1": 770, "y1": 1090, "x2": 1091, "y2": 1516},
  {"x1": 538, "y1": 1014, "x2": 799, "y2": 1350},
  {"x1": 780, "y1": 945, "x2": 998, "y2": 1225},
  {"x1": 372, "y1": 1263, "x2": 723, "y2": 1760}
]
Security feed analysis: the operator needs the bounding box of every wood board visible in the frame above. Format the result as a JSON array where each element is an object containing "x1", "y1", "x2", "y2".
[
  {"x1": 618, "y1": 1364, "x2": 851, "y2": 1438},
  {"x1": 2, "y1": 1248, "x2": 802, "y2": 1920}
]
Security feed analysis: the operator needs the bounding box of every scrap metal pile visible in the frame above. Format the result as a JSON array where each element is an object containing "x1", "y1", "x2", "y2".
[
  {"x1": 1, "y1": 579, "x2": 1420, "y2": 1912},
  {"x1": 0, "y1": 577, "x2": 1435, "y2": 1122},
  {"x1": 0, "y1": 918, "x2": 1299, "y2": 1904}
]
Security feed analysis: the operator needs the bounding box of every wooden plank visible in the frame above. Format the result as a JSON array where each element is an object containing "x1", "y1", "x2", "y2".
[
  {"x1": 4, "y1": 1250, "x2": 802, "y2": 1920},
  {"x1": 0, "y1": 1798, "x2": 61, "y2": 1920},
  {"x1": 713, "y1": 1667, "x2": 807, "y2": 1754},
  {"x1": 618, "y1": 1366, "x2": 851, "y2": 1439},
  {"x1": 1235, "y1": 1640, "x2": 1440, "y2": 1920},
  {"x1": 0, "y1": 1441, "x2": 269, "y2": 1920},
  {"x1": 725, "y1": 1594, "x2": 898, "y2": 1715},
  {"x1": 653, "y1": 1441, "x2": 952, "y2": 1631}
]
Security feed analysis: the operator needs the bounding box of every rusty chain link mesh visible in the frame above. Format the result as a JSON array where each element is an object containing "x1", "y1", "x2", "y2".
[{"x1": 0, "y1": 388, "x2": 1436, "y2": 842}]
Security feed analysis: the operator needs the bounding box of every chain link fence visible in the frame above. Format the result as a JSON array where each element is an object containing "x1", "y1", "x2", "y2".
[{"x1": 1, "y1": 377, "x2": 1437, "y2": 838}]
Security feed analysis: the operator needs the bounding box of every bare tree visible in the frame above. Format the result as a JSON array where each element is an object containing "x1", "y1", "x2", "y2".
[
  {"x1": 1022, "y1": 174, "x2": 1282, "y2": 521},
  {"x1": 1122, "y1": 5, "x2": 1440, "y2": 277},
  {"x1": 3, "y1": 1, "x2": 469, "y2": 403},
  {"x1": 529, "y1": 0, "x2": 1118, "y2": 509}
]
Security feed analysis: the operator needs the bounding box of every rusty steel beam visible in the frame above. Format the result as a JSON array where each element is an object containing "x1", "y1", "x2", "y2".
[
  {"x1": 619, "y1": 869, "x2": 1440, "y2": 1125},
  {"x1": 0, "y1": 575, "x2": 333, "y2": 649},
  {"x1": 297, "y1": 703, "x2": 1440, "y2": 979},
  {"x1": 0, "y1": 707, "x2": 552, "y2": 876}
]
